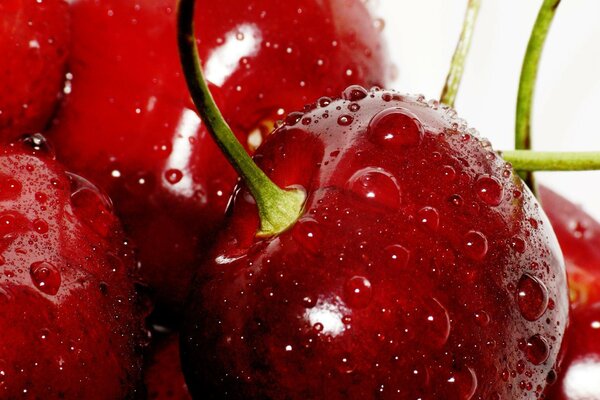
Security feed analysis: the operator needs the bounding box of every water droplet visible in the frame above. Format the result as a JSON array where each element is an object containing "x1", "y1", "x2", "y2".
[
  {"x1": 441, "y1": 165, "x2": 456, "y2": 182},
  {"x1": 384, "y1": 244, "x2": 410, "y2": 269},
  {"x1": 337, "y1": 114, "x2": 353, "y2": 126},
  {"x1": 344, "y1": 276, "x2": 372, "y2": 308},
  {"x1": 318, "y1": 97, "x2": 332, "y2": 108},
  {"x1": 475, "y1": 176, "x2": 504, "y2": 206},
  {"x1": 474, "y1": 310, "x2": 490, "y2": 326},
  {"x1": 369, "y1": 108, "x2": 424, "y2": 149},
  {"x1": 0, "y1": 176, "x2": 22, "y2": 200},
  {"x1": 510, "y1": 237, "x2": 526, "y2": 253},
  {"x1": 285, "y1": 111, "x2": 304, "y2": 126},
  {"x1": 445, "y1": 367, "x2": 478, "y2": 400},
  {"x1": 463, "y1": 231, "x2": 488, "y2": 261},
  {"x1": 292, "y1": 218, "x2": 321, "y2": 255},
  {"x1": 68, "y1": 173, "x2": 114, "y2": 237},
  {"x1": 517, "y1": 274, "x2": 549, "y2": 321},
  {"x1": 342, "y1": 85, "x2": 368, "y2": 101},
  {"x1": 20, "y1": 133, "x2": 55, "y2": 157},
  {"x1": 417, "y1": 207, "x2": 440, "y2": 231},
  {"x1": 524, "y1": 334, "x2": 549, "y2": 365},
  {"x1": 347, "y1": 167, "x2": 401, "y2": 210},
  {"x1": 33, "y1": 219, "x2": 48, "y2": 234},
  {"x1": 164, "y1": 169, "x2": 183, "y2": 185},
  {"x1": 419, "y1": 298, "x2": 451, "y2": 348},
  {"x1": 29, "y1": 261, "x2": 61, "y2": 295},
  {"x1": 338, "y1": 352, "x2": 355, "y2": 373}
]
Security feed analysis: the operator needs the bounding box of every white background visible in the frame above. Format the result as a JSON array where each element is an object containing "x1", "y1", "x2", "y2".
[{"x1": 371, "y1": 0, "x2": 600, "y2": 219}]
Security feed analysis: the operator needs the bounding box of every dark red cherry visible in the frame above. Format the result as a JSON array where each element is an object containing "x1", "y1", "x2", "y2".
[
  {"x1": 49, "y1": 0, "x2": 391, "y2": 317},
  {"x1": 0, "y1": 135, "x2": 147, "y2": 398},
  {"x1": 0, "y1": 0, "x2": 69, "y2": 139},
  {"x1": 539, "y1": 186, "x2": 600, "y2": 400},
  {"x1": 181, "y1": 89, "x2": 568, "y2": 399}
]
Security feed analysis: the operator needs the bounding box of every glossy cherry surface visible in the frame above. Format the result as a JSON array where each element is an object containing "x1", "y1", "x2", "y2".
[
  {"x1": 0, "y1": 135, "x2": 147, "y2": 398},
  {"x1": 49, "y1": 0, "x2": 390, "y2": 316},
  {"x1": 540, "y1": 186, "x2": 600, "y2": 400},
  {"x1": 181, "y1": 88, "x2": 568, "y2": 399},
  {"x1": 144, "y1": 332, "x2": 191, "y2": 400},
  {"x1": 0, "y1": 0, "x2": 69, "y2": 139}
]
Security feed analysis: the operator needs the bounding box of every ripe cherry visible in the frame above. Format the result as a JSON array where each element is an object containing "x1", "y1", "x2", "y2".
[
  {"x1": 0, "y1": 0, "x2": 69, "y2": 139},
  {"x1": 49, "y1": 0, "x2": 391, "y2": 317},
  {"x1": 180, "y1": 87, "x2": 569, "y2": 399},
  {"x1": 539, "y1": 186, "x2": 600, "y2": 400},
  {"x1": 0, "y1": 135, "x2": 147, "y2": 398}
]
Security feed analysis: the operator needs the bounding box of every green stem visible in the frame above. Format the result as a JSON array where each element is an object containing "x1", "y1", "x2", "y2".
[
  {"x1": 515, "y1": 0, "x2": 562, "y2": 187},
  {"x1": 440, "y1": 0, "x2": 482, "y2": 107},
  {"x1": 502, "y1": 150, "x2": 600, "y2": 171},
  {"x1": 177, "y1": 0, "x2": 305, "y2": 237}
]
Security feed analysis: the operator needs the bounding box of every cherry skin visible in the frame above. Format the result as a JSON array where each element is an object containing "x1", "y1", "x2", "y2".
[
  {"x1": 49, "y1": 0, "x2": 391, "y2": 318},
  {"x1": 181, "y1": 88, "x2": 568, "y2": 399},
  {"x1": 539, "y1": 186, "x2": 600, "y2": 400},
  {"x1": 143, "y1": 332, "x2": 191, "y2": 400},
  {"x1": 0, "y1": 135, "x2": 147, "y2": 398},
  {"x1": 0, "y1": 0, "x2": 69, "y2": 139}
]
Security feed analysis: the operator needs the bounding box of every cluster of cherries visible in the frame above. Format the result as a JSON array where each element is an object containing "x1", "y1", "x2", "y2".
[{"x1": 0, "y1": 0, "x2": 597, "y2": 399}]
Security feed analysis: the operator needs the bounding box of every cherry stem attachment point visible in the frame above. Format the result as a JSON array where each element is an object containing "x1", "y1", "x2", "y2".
[
  {"x1": 515, "y1": 0, "x2": 562, "y2": 188},
  {"x1": 501, "y1": 150, "x2": 600, "y2": 171},
  {"x1": 177, "y1": 0, "x2": 305, "y2": 237},
  {"x1": 440, "y1": 0, "x2": 482, "y2": 107}
]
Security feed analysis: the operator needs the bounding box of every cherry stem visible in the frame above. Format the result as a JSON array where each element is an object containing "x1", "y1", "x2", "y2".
[
  {"x1": 502, "y1": 151, "x2": 600, "y2": 171},
  {"x1": 177, "y1": 0, "x2": 305, "y2": 237},
  {"x1": 515, "y1": 0, "x2": 562, "y2": 188},
  {"x1": 440, "y1": 0, "x2": 482, "y2": 107}
]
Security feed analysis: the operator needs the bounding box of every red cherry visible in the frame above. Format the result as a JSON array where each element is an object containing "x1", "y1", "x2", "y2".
[
  {"x1": 49, "y1": 0, "x2": 390, "y2": 317},
  {"x1": 0, "y1": 135, "x2": 147, "y2": 398},
  {"x1": 539, "y1": 186, "x2": 600, "y2": 400},
  {"x1": 0, "y1": 0, "x2": 69, "y2": 139},
  {"x1": 181, "y1": 89, "x2": 568, "y2": 399}
]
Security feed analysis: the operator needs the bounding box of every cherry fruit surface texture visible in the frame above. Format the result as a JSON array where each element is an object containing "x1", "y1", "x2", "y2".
[
  {"x1": 540, "y1": 187, "x2": 600, "y2": 400},
  {"x1": 0, "y1": 136, "x2": 146, "y2": 398},
  {"x1": 0, "y1": 0, "x2": 69, "y2": 139},
  {"x1": 181, "y1": 88, "x2": 568, "y2": 399},
  {"x1": 49, "y1": 0, "x2": 390, "y2": 315}
]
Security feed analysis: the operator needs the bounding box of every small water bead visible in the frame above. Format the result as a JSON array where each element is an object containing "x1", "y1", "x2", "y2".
[
  {"x1": 417, "y1": 207, "x2": 440, "y2": 231},
  {"x1": 418, "y1": 298, "x2": 451, "y2": 348},
  {"x1": 343, "y1": 276, "x2": 372, "y2": 308},
  {"x1": 348, "y1": 103, "x2": 360, "y2": 112},
  {"x1": 524, "y1": 334, "x2": 550, "y2": 365},
  {"x1": 318, "y1": 97, "x2": 332, "y2": 108},
  {"x1": 463, "y1": 231, "x2": 488, "y2": 261},
  {"x1": 33, "y1": 219, "x2": 48, "y2": 234},
  {"x1": 291, "y1": 218, "x2": 321, "y2": 255},
  {"x1": 368, "y1": 108, "x2": 424, "y2": 149},
  {"x1": 444, "y1": 367, "x2": 478, "y2": 400},
  {"x1": 21, "y1": 133, "x2": 55, "y2": 157},
  {"x1": 510, "y1": 237, "x2": 526, "y2": 253},
  {"x1": 441, "y1": 165, "x2": 456, "y2": 182},
  {"x1": 285, "y1": 111, "x2": 304, "y2": 126},
  {"x1": 342, "y1": 85, "x2": 368, "y2": 101},
  {"x1": 474, "y1": 310, "x2": 490, "y2": 327},
  {"x1": 337, "y1": 114, "x2": 353, "y2": 126},
  {"x1": 516, "y1": 273, "x2": 549, "y2": 321},
  {"x1": 164, "y1": 168, "x2": 183, "y2": 185},
  {"x1": 475, "y1": 175, "x2": 504, "y2": 206},
  {"x1": 383, "y1": 244, "x2": 410, "y2": 269},
  {"x1": 0, "y1": 176, "x2": 22, "y2": 200},
  {"x1": 338, "y1": 352, "x2": 356, "y2": 374},
  {"x1": 347, "y1": 167, "x2": 401, "y2": 210},
  {"x1": 29, "y1": 261, "x2": 61, "y2": 295},
  {"x1": 68, "y1": 172, "x2": 114, "y2": 236}
]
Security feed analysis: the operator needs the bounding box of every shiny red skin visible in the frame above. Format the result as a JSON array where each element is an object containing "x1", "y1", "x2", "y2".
[
  {"x1": 144, "y1": 333, "x2": 191, "y2": 400},
  {"x1": 181, "y1": 89, "x2": 568, "y2": 399},
  {"x1": 540, "y1": 186, "x2": 600, "y2": 400},
  {"x1": 0, "y1": 137, "x2": 146, "y2": 398},
  {"x1": 49, "y1": 0, "x2": 390, "y2": 316},
  {"x1": 0, "y1": 0, "x2": 69, "y2": 138}
]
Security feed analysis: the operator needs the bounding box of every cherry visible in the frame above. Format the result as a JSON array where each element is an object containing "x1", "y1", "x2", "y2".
[
  {"x1": 538, "y1": 186, "x2": 600, "y2": 400},
  {"x1": 180, "y1": 87, "x2": 569, "y2": 399},
  {"x1": 0, "y1": 135, "x2": 146, "y2": 398},
  {"x1": 48, "y1": 0, "x2": 390, "y2": 317},
  {"x1": 0, "y1": 0, "x2": 69, "y2": 139},
  {"x1": 143, "y1": 332, "x2": 191, "y2": 400}
]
